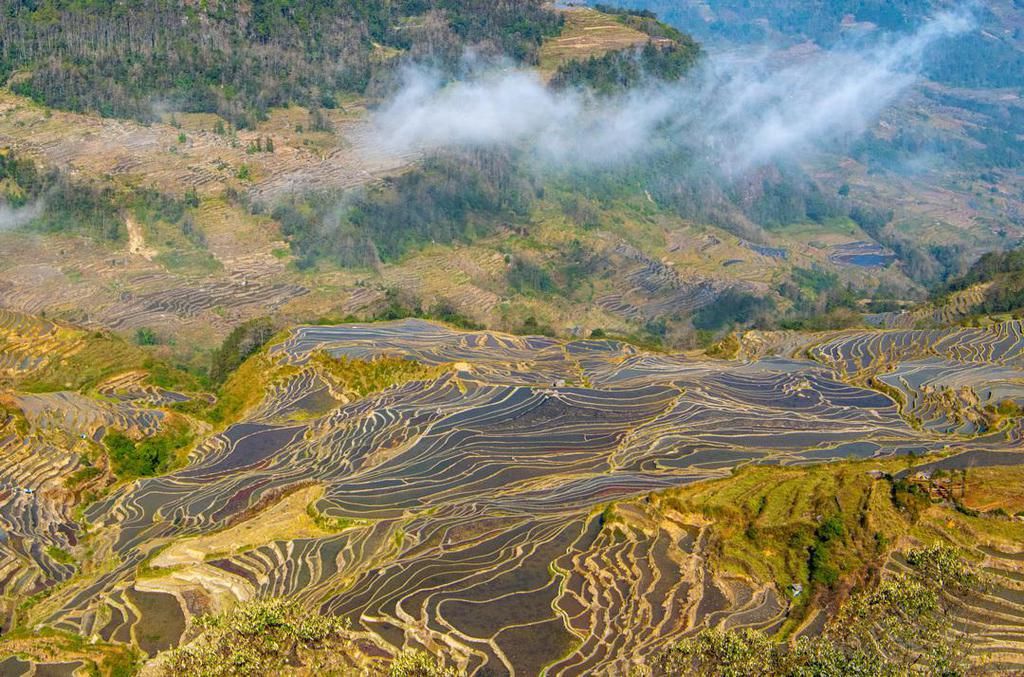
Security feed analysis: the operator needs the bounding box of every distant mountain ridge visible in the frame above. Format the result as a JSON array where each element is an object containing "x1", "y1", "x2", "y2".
[{"x1": 587, "y1": 0, "x2": 1024, "y2": 87}]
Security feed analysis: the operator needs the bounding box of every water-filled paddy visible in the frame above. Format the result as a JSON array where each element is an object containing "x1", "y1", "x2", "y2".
[{"x1": 34, "y1": 319, "x2": 1024, "y2": 674}]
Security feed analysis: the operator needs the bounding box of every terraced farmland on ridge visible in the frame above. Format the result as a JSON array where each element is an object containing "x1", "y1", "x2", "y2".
[{"x1": 3, "y1": 316, "x2": 1022, "y2": 674}]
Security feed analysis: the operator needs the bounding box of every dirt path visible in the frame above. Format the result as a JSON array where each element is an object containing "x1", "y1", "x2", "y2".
[{"x1": 125, "y1": 216, "x2": 157, "y2": 260}]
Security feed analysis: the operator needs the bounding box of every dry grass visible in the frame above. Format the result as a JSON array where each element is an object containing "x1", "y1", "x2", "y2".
[
  {"x1": 538, "y1": 7, "x2": 651, "y2": 77},
  {"x1": 151, "y1": 485, "x2": 333, "y2": 568},
  {"x1": 960, "y1": 465, "x2": 1024, "y2": 514}
]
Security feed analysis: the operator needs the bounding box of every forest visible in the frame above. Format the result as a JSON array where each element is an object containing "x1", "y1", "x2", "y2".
[
  {"x1": 0, "y1": 150, "x2": 197, "y2": 242},
  {"x1": 0, "y1": 0, "x2": 563, "y2": 126},
  {"x1": 551, "y1": 40, "x2": 702, "y2": 94},
  {"x1": 274, "y1": 150, "x2": 538, "y2": 268},
  {"x1": 0, "y1": 149, "x2": 122, "y2": 239}
]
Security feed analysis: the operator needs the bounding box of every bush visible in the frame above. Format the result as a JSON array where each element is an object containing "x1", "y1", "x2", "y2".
[
  {"x1": 160, "y1": 598, "x2": 351, "y2": 677},
  {"x1": 388, "y1": 651, "x2": 459, "y2": 677},
  {"x1": 135, "y1": 328, "x2": 159, "y2": 346},
  {"x1": 655, "y1": 545, "x2": 984, "y2": 675},
  {"x1": 103, "y1": 420, "x2": 193, "y2": 478}
]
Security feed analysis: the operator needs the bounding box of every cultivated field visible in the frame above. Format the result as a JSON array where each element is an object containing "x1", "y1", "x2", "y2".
[{"x1": 3, "y1": 318, "x2": 1021, "y2": 674}]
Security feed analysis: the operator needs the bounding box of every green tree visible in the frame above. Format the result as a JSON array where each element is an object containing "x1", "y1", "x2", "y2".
[{"x1": 135, "y1": 327, "x2": 159, "y2": 346}]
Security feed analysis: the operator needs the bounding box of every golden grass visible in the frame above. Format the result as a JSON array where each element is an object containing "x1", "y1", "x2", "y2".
[
  {"x1": 538, "y1": 7, "x2": 651, "y2": 77},
  {"x1": 959, "y1": 465, "x2": 1024, "y2": 515},
  {"x1": 151, "y1": 485, "x2": 335, "y2": 568}
]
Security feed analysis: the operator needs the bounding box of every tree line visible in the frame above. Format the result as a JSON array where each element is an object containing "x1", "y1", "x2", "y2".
[{"x1": 551, "y1": 40, "x2": 701, "y2": 94}]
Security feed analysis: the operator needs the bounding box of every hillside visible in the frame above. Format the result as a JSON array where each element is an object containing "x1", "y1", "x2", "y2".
[
  {"x1": 0, "y1": 2, "x2": 1016, "y2": 364},
  {"x1": 0, "y1": 0, "x2": 563, "y2": 126},
  {"x1": 0, "y1": 1, "x2": 1023, "y2": 675},
  {"x1": 588, "y1": 0, "x2": 1024, "y2": 278}
]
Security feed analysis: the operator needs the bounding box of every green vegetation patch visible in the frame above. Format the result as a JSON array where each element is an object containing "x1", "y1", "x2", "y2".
[
  {"x1": 2, "y1": 0, "x2": 562, "y2": 127},
  {"x1": 155, "y1": 597, "x2": 458, "y2": 676},
  {"x1": 551, "y1": 40, "x2": 700, "y2": 94},
  {"x1": 941, "y1": 246, "x2": 1024, "y2": 317},
  {"x1": 0, "y1": 149, "x2": 122, "y2": 241},
  {"x1": 45, "y1": 545, "x2": 75, "y2": 566},
  {"x1": 275, "y1": 150, "x2": 537, "y2": 267},
  {"x1": 103, "y1": 418, "x2": 194, "y2": 479},
  {"x1": 656, "y1": 461, "x2": 913, "y2": 594},
  {"x1": 311, "y1": 351, "x2": 447, "y2": 401},
  {"x1": 16, "y1": 329, "x2": 146, "y2": 393}
]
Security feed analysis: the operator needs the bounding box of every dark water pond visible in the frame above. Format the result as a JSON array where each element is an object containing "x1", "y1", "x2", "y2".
[
  {"x1": 128, "y1": 588, "x2": 186, "y2": 656},
  {"x1": 841, "y1": 253, "x2": 895, "y2": 267},
  {"x1": 0, "y1": 657, "x2": 31, "y2": 677}
]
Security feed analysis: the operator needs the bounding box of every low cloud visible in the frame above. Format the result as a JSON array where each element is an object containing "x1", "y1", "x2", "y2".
[
  {"x1": 370, "y1": 10, "x2": 973, "y2": 174},
  {"x1": 0, "y1": 200, "x2": 44, "y2": 231}
]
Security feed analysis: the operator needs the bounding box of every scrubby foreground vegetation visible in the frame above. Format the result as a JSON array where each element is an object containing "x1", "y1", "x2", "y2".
[
  {"x1": 659, "y1": 545, "x2": 985, "y2": 675},
  {"x1": 154, "y1": 597, "x2": 455, "y2": 676}
]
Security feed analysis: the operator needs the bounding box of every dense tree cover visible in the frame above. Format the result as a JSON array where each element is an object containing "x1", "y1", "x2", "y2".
[
  {"x1": 1, "y1": 149, "x2": 196, "y2": 242},
  {"x1": 657, "y1": 544, "x2": 984, "y2": 676},
  {"x1": 554, "y1": 151, "x2": 844, "y2": 245},
  {"x1": 506, "y1": 257, "x2": 557, "y2": 295},
  {"x1": 208, "y1": 316, "x2": 278, "y2": 385},
  {"x1": 925, "y1": 31, "x2": 1024, "y2": 89},
  {"x1": 275, "y1": 150, "x2": 538, "y2": 267},
  {"x1": 845, "y1": 202, "x2": 965, "y2": 284},
  {"x1": 947, "y1": 248, "x2": 1024, "y2": 291},
  {"x1": 773, "y1": 266, "x2": 861, "y2": 331},
  {"x1": 551, "y1": 40, "x2": 701, "y2": 94},
  {"x1": 692, "y1": 288, "x2": 775, "y2": 331},
  {"x1": 745, "y1": 174, "x2": 843, "y2": 230},
  {"x1": 0, "y1": 0, "x2": 562, "y2": 126},
  {"x1": 0, "y1": 149, "x2": 123, "y2": 239},
  {"x1": 853, "y1": 119, "x2": 1024, "y2": 174}
]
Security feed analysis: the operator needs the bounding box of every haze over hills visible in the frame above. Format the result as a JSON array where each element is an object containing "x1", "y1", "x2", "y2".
[{"x1": 0, "y1": 1, "x2": 1023, "y2": 675}]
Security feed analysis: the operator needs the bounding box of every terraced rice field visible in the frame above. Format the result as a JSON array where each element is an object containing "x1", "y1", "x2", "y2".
[
  {"x1": 0, "y1": 309, "x2": 77, "y2": 382},
  {"x1": 0, "y1": 383, "x2": 173, "y2": 632},
  {"x1": 596, "y1": 242, "x2": 735, "y2": 323},
  {"x1": 867, "y1": 284, "x2": 990, "y2": 329},
  {"x1": 3, "y1": 318, "x2": 1018, "y2": 674},
  {"x1": 884, "y1": 546, "x2": 1024, "y2": 671},
  {"x1": 537, "y1": 7, "x2": 656, "y2": 78},
  {"x1": 806, "y1": 321, "x2": 1024, "y2": 435}
]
